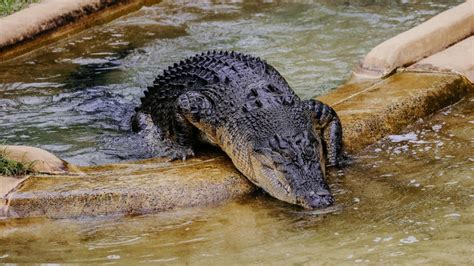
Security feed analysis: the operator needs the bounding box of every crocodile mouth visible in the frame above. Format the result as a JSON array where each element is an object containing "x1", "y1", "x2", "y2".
[
  {"x1": 297, "y1": 190, "x2": 335, "y2": 209},
  {"x1": 249, "y1": 154, "x2": 294, "y2": 201},
  {"x1": 260, "y1": 164, "x2": 291, "y2": 194}
]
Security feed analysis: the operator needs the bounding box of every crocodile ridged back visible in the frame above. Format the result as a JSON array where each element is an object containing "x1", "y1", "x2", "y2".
[{"x1": 137, "y1": 50, "x2": 291, "y2": 136}]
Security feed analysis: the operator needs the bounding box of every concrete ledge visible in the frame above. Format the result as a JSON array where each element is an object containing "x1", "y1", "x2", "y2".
[
  {"x1": 0, "y1": 0, "x2": 161, "y2": 61},
  {"x1": 3, "y1": 153, "x2": 254, "y2": 218},
  {"x1": 0, "y1": 176, "x2": 28, "y2": 201},
  {"x1": 319, "y1": 71, "x2": 472, "y2": 152},
  {"x1": 2, "y1": 71, "x2": 472, "y2": 218},
  {"x1": 410, "y1": 36, "x2": 474, "y2": 83},
  {"x1": 353, "y1": 0, "x2": 474, "y2": 79},
  {"x1": 0, "y1": 145, "x2": 80, "y2": 174}
]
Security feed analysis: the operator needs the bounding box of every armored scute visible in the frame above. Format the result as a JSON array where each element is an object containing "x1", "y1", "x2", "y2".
[{"x1": 132, "y1": 50, "x2": 344, "y2": 209}]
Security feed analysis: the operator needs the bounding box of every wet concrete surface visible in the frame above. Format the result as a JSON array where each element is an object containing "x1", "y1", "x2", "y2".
[
  {"x1": 3, "y1": 152, "x2": 254, "y2": 218},
  {"x1": 321, "y1": 71, "x2": 473, "y2": 152}
]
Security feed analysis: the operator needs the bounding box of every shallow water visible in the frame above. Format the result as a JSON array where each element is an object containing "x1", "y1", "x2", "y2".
[
  {"x1": 1, "y1": 94, "x2": 472, "y2": 264},
  {"x1": 0, "y1": 0, "x2": 463, "y2": 165}
]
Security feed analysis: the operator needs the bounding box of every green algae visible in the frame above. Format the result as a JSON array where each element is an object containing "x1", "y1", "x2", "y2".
[
  {"x1": 0, "y1": 148, "x2": 34, "y2": 176},
  {"x1": 0, "y1": 0, "x2": 37, "y2": 17}
]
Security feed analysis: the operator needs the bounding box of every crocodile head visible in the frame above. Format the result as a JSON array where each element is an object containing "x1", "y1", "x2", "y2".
[{"x1": 250, "y1": 130, "x2": 334, "y2": 209}]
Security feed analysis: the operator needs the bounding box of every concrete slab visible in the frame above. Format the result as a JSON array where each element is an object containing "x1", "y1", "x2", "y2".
[
  {"x1": 410, "y1": 36, "x2": 474, "y2": 83},
  {"x1": 0, "y1": 145, "x2": 81, "y2": 210},
  {"x1": 3, "y1": 152, "x2": 254, "y2": 218},
  {"x1": 0, "y1": 145, "x2": 80, "y2": 174},
  {"x1": 2, "y1": 71, "x2": 472, "y2": 219},
  {"x1": 0, "y1": 176, "x2": 28, "y2": 217},
  {"x1": 320, "y1": 71, "x2": 472, "y2": 152},
  {"x1": 0, "y1": 0, "x2": 162, "y2": 61},
  {"x1": 353, "y1": 0, "x2": 474, "y2": 79},
  {"x1": 0, "y1": 176, "x2": 27, "y2": 199}
]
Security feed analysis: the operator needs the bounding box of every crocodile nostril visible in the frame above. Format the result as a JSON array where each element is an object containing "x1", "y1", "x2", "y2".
[{"x1": 306, "y1": 190, "x2": 334, "y2": 209}]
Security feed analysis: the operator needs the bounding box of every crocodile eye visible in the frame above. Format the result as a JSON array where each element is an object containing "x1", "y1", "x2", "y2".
[
  {"x1": 272, "y1": 134, "x2": 290, "y2": 150},
  {"x1": 306, "y1": 149, "x2": 315, "y2": 158},
  {"x1": 280, "y1": 149, "x2": 295, "y2": 160}
]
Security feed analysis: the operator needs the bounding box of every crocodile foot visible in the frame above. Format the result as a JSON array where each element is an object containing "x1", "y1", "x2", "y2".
[
  {"x1": 327, "y1": 152, "x2": 351, "y2": 168},
  {"x1": 165, "y1": 145, "x2": 195, "y2": 161}
]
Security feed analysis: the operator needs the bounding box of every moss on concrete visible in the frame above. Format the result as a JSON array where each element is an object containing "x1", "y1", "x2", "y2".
[
  {"x1": 0, "y1": 0, "x2": 37, "y2": 17},
  {"x1": 0, "y1": 145, "x2": 80, "y2": 174},
  {"x1": 0, "y1": 147, "x2": 34, "y2": 176}
]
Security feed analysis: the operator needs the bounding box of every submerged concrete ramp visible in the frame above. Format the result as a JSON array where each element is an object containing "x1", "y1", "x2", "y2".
[
  {"x1": 320, "y1": 72, "x2": 472, "y2": 152},
  {"x1": 1, "y1": 71, "x2": 472, "y2": 218}
]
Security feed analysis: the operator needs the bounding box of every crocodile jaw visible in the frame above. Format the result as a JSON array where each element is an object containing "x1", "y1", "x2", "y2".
[
  {"x1": 248, "y1": 151, "x2": 334, "y2": 209},
  {"x1": 217, "y1": 126, "x2": 334, "y2": 209}
]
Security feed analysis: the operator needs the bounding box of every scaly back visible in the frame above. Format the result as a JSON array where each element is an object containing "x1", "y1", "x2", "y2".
[{"x1": 135, "y1": 50, "x2": 292, "y2": 135}]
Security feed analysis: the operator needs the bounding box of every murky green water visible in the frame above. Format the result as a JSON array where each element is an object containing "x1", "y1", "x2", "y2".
[
  {"x1": 1, "y1": 95, "x2": 472, "y2": 264},
  {"x1": 0, "y1": 0, "x2": 463, "y2": 165},
  {"x1": 1, "y1": 1, "x2": 472, "y2": 264}
]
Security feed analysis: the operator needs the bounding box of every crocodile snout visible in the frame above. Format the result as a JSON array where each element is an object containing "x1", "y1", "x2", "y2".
[{"x1": 305, "y1": 190, "x2": 334, "y2": 209}]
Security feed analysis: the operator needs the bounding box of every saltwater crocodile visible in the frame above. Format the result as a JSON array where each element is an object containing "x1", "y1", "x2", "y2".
[{"x1": 132, "y1": 51, "x2": 344, "y2": 209}]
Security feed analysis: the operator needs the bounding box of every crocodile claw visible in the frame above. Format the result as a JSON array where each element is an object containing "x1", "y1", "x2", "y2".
[{"x1": 166, "y1": 146, "x2": 195, "y2": 161}]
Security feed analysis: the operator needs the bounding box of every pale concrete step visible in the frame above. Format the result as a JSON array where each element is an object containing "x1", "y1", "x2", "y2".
[
  {"x1": 410, "y1": 36, "x2": 474, "y2": 83},
  {"x1": 353, "y1": 0, "x2": 473, "y2": 79}
]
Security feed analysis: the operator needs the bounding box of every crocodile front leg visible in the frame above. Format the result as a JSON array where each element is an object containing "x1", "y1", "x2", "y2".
[
  {"x1": 174, "y1": 90, "x2": 217, "y2": 160},
  {"x1": 303, "y1": 99, "x2": 344, "y2": 167}
]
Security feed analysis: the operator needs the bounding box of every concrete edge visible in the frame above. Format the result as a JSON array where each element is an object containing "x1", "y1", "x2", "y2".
[
  {"x1": 334, "y1": 71, "x2": 472, "y2": 153},
  {"x1": 0, "y1": 0, "x2": 161, "y2": 62},
  {"x1": 0, "y1": 176, "x2": 30, "y2": 199},
  {"x1": 409, "y1": 36, "x2": 474, "y2": 83},
  {"x1": 0, "y1": 176, "x2": 30, "y2": 217},
  {"x1": 336, "y1": 70, "x2": 470, "y2": 107},
  {"x1": 0, "y1": 144, "x2": 83, "y2": 215},
  {"x1": 2, "y1": 153, "x2": 256, "y2": 219},
  {"x1": 352, "y1": 0, "x2": 474, "y2": 79}
]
